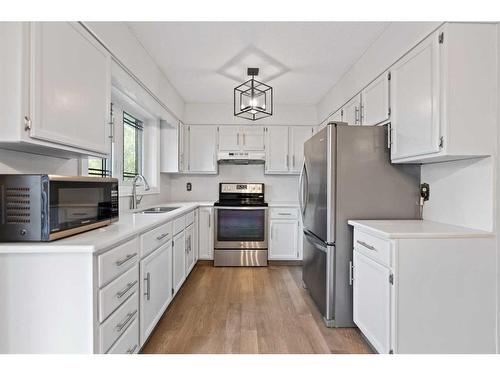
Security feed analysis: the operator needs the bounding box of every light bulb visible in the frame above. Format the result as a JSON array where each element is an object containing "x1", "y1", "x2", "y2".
[{"x1": 249, "y1": 97, "x2": 257, "y2": 107}]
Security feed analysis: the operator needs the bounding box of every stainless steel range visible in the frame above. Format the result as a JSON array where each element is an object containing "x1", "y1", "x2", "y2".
[{"x1": 213, "y1": 183, "x2": 268, "y2": 267}]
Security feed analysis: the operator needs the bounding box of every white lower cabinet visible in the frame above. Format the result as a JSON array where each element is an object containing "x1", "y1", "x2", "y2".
[
  {"x1": 172, "y1": 230, "x2": 186, "y2": 295},
  {"x1": 268, "y1": 207, "x2": 301, "y2": 260},
  {"x1": 107, "y1": 318, "x2": 140, "y2": 354},
  {"x1": 352, "y1": 250, "x2": 391, "y2": 354},
  {"x1": 139, "y1": 241, "x2": 173, "y2": 346},
  {"x1": 350, "y1": 221, "x2": 496, "y2": 354},
  {"x1": 198, "y1": 207, "x2": 214, "y2": 260},
  {"x1": 185, "y1": 223, "x2": 195, "y2": 276}
]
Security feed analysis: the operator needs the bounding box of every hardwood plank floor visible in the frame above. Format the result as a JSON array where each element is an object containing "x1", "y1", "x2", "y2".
[{"x1": 141, "y1": 263, "x2": 373, "y2": 354}]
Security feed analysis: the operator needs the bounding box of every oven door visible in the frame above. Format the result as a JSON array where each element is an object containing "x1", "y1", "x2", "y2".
[{"x1": 214, "y1": 207, "x2": 268, "y2": 249}]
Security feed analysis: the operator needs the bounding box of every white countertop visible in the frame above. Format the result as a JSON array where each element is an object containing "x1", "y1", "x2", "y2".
[
  {"x1": 0, "y1": 202, "x2": 204, "y2": 255},
  {"x1": 348, "y1": 220, "x2": 494, "y2": 239}
]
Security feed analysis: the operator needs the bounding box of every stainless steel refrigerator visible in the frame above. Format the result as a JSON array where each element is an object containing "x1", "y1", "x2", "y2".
[{"x1": 299, "y1": 123, "x2": 421, "y2": 327}]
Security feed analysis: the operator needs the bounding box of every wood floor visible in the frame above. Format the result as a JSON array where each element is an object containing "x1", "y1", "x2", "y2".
[{"x1": 141, "y1": 263, "x2": 373, "y2": 354}]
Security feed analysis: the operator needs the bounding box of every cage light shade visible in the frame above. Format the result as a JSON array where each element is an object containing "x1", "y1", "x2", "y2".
[{"x1": 234, "y1": 77, "x2": 273, "y2": 121}]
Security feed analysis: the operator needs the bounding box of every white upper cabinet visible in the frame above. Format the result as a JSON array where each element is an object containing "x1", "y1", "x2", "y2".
[
  {"x1": 160, "y1": 119, "x2": 181, "y2": 173},
  {"x1": 289, "y1": 126, "x2": 313, "y2": 173},
  {"x1": 342, "y1": 94, "x2": 362, "y2": 125},
  {"x1": 241, "y1": 126, "x2": 265, "y2": 151},
  {"x1": 218, "y1": 126, "x2": 240, "y2": 151},
  {"x1": 361, "y1": 72, "x2": 390, "y2": 126},
  {"x1": 390, "y1": 31, "x2": 440, "y2": 160},
  {"x1": 185, "y1": 125, "x2": 218, "y2": 173},
  {"x1": 390, "y1": 23, "x2": 497, "y2": 163},
  {"x1": 329, "y1": 109, "x2": 343, "y2": 123},
  {"x1": 264, "y1": 126, "x2": 289, "y2": 173},
  {"x1": 0, "y1": 22, "x2": 111, "y2": 157},
  {"x1": 218, "y1": 126, "x2": 265, "y2": 152}
]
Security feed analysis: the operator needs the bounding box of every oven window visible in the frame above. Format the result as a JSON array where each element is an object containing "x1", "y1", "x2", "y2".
[
  {"x1": 49, "y1": 181, "x2": 112, "y2": 233},
  {"x1": 217, "y1": 209, "x2": 265, "y2": 242}
]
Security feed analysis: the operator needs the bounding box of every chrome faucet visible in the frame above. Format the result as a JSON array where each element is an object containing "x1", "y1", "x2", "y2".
[{"x1": 131, "y1": 174, "x2": 150, "y2": 210}]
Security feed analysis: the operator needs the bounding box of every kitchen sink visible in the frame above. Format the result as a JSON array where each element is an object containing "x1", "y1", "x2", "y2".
[{"x1": 139, "y1": 206, "x2": 180, "y2": 214}]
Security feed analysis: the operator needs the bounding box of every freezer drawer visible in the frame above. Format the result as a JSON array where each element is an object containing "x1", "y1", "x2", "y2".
[{"x1": 302, "y1": 231, "x2": 327, "y2": 317}]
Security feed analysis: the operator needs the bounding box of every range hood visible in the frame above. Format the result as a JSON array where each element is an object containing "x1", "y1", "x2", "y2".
[{"x1": 217, "y1": 151, "x2": 266, "y2": 165}]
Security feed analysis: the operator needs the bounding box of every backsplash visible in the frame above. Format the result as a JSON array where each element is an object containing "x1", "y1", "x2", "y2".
[{"x1": 166, "y1": 164, "x2": 300, "y2": 203}]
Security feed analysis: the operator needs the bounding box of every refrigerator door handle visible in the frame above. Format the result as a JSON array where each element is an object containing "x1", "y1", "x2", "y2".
[{"x1": 298, "y1": 161, "x2": 306, "y2": 217}]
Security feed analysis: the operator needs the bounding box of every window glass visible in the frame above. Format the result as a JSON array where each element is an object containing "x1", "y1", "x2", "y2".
[{"x1": 122, "y1": 111, "x2": 144, "y2": 181}]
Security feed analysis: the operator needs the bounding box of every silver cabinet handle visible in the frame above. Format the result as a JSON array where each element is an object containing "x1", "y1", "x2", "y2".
[
  {"x1": 355, "y1": 106, "x2": 360, "y2": 125},
  {"x1": 356, "y1": 240, "x2": 376, "y2": 251},
  {"x1": 115, "y1": 253, "x2": 138, "y2": 267},
  {"x1": 278, "y1": 213, "x2": 292, "y2": 216},
  {"x1": 126, "y1": 344, "x2": 138, "y2": 354},
  {"x1": 292, "y1": 155, "x2": 295, "y2": 168},
  {"x1": 116, "y1": 280, "x2": 138, "y2": 299},
  {"x1": 156, "y1": 233, "x2": 169, "y2": 241},
  {"x1": 116, "y1": 310, "x2": 137, "y2": 332},
  {"x1": 237, "y1": 133, "x2": 240, "y2": 145},
  {"x1": 144, "y1": 272, "x2": 151, "y2": 301},
  {"x1": 243, "y1": 133, "x2": 246, "y2": 145},
  {"x1": 286, "y1": 155, "x2": 289, "y2": 168}
]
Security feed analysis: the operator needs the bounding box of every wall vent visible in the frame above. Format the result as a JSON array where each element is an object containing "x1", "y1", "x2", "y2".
[{"x1": 4, "y1": 187, "x2": 31, "y2": 224}]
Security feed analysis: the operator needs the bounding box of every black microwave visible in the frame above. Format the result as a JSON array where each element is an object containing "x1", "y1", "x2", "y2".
[{"x1": 0, "y1": 175, "x2": 119, "y2": 242}]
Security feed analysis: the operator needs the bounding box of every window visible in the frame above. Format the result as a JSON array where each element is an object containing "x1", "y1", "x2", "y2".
[
  {"x1": 87, "y1": 158, "x2": 112, "y2": 177},
  {"x1": 122, "y1": 111, "x2": 144, "y2": 181},
  {"x1": 87, "y1": 103, "x2": 113, "y2": 178}
]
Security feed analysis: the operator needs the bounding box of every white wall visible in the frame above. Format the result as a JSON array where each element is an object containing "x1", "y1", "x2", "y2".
[
  {"x1": 318, "y1": 22, "x2": 441, "y2": 123},
  {"x1": 84, "y1": 22, "x2": 185, "y2": 121},
  {"x1": 184, "y1": 102, "x2": 318, "y2": 126},
  {"x1": 0, "y1": 149, "x2": 79, "y2": 175},
  {"x1": 167, "y1": 164, "x2": 299, "y2": 203}
]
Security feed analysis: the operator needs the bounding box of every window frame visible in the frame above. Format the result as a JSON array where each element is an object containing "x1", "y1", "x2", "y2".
[{"x1": 122, "y1": 111, "x2": 144, "y2": 181}]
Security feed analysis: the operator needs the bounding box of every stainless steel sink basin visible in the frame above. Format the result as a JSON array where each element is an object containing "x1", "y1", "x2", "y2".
[{"x1": 139, "y1": 206, "x2": 180, "y2": 214}]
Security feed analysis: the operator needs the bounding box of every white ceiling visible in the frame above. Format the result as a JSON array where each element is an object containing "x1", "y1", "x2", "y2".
[{"x1": 127, "y1": 22, "x2": 390, "y2": 105}]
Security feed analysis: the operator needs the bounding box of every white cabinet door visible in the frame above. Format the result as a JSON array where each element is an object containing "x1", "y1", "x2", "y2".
[
  {"x1": 361, "y1": 73, "x2": 390, "y2": 126},
  {"x1": 185, "y1": 223, "x2": 195, "y2": 275},
  {"x1": 172, "y1": 231, "x2": 186, "y2": 294},
  {"x1": 289, "y1": 126, "x2": 312, "y2": 173},
  {"x1": 241, "y1": 126, "x2": 265, "y2": 151},
  {"x1": 218, "y1": 126, "x2": 240, "y2": 151},
  {"x1": 160, "y1": 118, "x2": 180, "y2": 173},
  {"x1": 186, "y1": 125, "x2": 217, "y2": 173},
  {"x1": 140, "y1": 242, "x2": 172, "y2": 345},
  {"x1": 193, "y1": 209, "x2": 199, "y2": 263},
  {"x1": 342, "y1": 94, "x2": 362, "y2": 125},
  {"x1": 390, "y1": 32, "x2": 440, "y2": 160},
  {"x1": 268, "y1": 220, "x2": 299, "y2": 260},
  {"x1": 30, "y1": 22, "x2": 111, "y2": 154},
  {"x1": 265, "y1": 126, "x2": 289, "y2": 173},
  {"x1": 198, "y1": 207, "x2": 214, "y2": 260},
  {"x1": 353, "y1": 250, "x2": 391, "y2": 354}
]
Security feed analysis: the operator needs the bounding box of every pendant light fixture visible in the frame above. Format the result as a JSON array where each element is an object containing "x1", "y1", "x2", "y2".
[{"x1": 234, "y1": 68, "x2": 273, "y2": 121}]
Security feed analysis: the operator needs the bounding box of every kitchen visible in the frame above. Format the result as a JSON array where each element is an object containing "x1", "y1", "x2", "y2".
[{"x1": 0, "y1": 2, "x2": 499, "y2": 371}]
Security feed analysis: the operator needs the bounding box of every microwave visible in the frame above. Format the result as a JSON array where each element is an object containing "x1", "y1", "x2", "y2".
[{"x1": 0, "y1": 175, "x2": 119, "y2": 242}]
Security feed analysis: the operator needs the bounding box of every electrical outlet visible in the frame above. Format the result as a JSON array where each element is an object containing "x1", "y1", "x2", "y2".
[
  {"x1": 420, "y1": 183, "x2": 430, "y2": 201},
  {"x1": 186, "y1": 182, "x2": 192, "y2": 191}
]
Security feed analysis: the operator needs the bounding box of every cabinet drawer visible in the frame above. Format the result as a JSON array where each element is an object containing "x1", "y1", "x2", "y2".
[
  {"x1": 98, "y1": 238, "x2": 139, "y2": 287},
  {"x1": 353, "y1": 230, "x2": 391, "y2": 267},
  {"x1": 106, "y1": 318, "x2": 139, "y2": 354},
  {"x1": 99, "y1": 265, "x2": 139, "y2": 323},
  {"x1": 100, "y1": 292, "x2": 139, "y2": 353},
  {"x1": 270, "y1": 207, "x2": 298, "y2": 220},
  {"x1": 140, "y1": 221, "x2": 172, "y2": 258},
  {"x1": 185, "y1": 211, "x2": 195, "y2": 226},
  {"x1": 173, "y1": 215, "x2": 185, "y2": 235}
]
